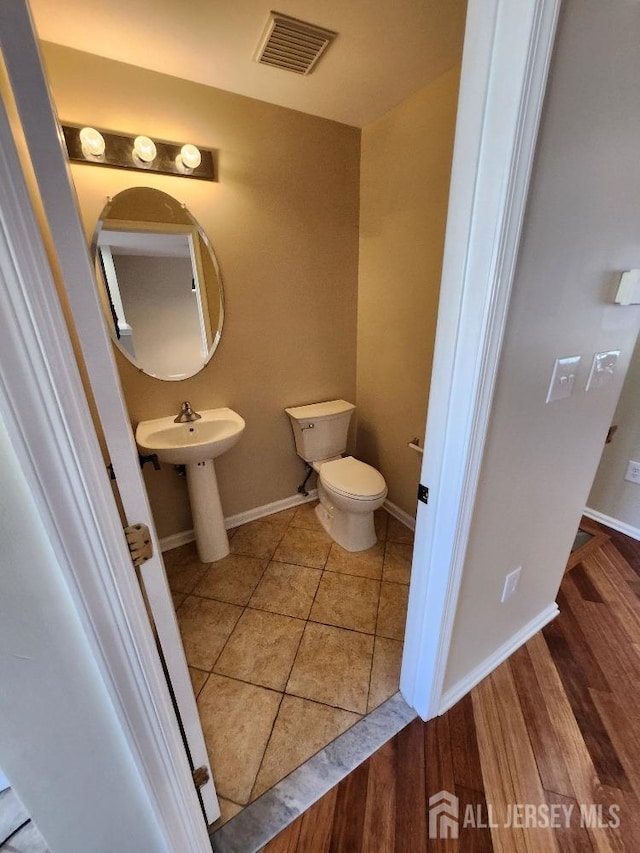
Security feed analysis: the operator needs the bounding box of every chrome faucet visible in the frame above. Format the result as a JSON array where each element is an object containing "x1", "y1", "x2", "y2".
[{"x1": 174, "y1": 401, "x2": 202, "y2": 423}]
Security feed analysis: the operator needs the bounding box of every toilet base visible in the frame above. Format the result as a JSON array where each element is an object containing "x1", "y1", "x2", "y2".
[{"x1": 315, "y1": 499, "x2": 378, "y2": 552}]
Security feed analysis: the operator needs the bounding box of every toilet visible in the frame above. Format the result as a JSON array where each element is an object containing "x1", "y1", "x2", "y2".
[{"x1": 285, "y1": 399, "x2": 387, "y2": 552}]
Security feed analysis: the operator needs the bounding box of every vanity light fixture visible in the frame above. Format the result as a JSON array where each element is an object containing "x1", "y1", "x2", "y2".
[
  {"x1": 79, "y1": 126, "x2": 106, "y2": 158},
  {"x1": 177, "y1": 143, "x2": 202, "y2": 172},
  {"x1": 61, "y1": 124, "x2": 216, "y2": 181},
  {"x1": 133, "y1": 135, "x2": 157, "y2": 164}
]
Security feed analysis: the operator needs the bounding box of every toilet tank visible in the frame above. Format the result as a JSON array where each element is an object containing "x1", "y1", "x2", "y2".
[{"x1": 285, "y1": 400, "x2": 355, "y2": 463}]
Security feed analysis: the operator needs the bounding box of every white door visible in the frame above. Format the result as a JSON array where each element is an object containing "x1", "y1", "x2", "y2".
[{"x1": 0, "y1": 0, "x2": 219, "y2": 824}]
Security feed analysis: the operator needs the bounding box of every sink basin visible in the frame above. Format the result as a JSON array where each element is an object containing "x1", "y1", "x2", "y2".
[
  {"x1": 136, "y1": 408, "x2": 245, "y2": 465},
  {"x1": 135, "y1": 407, "x2": 245, "y2": 562}
]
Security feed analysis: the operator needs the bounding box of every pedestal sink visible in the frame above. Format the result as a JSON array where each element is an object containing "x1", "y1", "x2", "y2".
[{"x1": 136, "y1": 408, "x2": 245, "y2": 562}]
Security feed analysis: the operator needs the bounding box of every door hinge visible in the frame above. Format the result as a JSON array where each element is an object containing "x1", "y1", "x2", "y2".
[
  {"x1": 418, "y1": 483, "x2": 429, "y2": 505},
  {"x1": 124, "y1": 523, "x2": 153, "y2": 567},
  {"x1": 192, "y1": 766, "x2": 210, "y2": 789}
]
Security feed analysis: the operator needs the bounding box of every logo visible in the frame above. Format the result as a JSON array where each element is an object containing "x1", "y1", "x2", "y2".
[
  {"x1": 428, "y1": 790, "x2": 459, "y2": 839},
  {"x1": 427, "y1": 791, "x2": 621, "y2": 837}
]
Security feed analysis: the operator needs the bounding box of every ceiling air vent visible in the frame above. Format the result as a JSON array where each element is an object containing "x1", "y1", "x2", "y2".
[{"x1": 254, "y1": 12, "x2": 337, "y2": 76}]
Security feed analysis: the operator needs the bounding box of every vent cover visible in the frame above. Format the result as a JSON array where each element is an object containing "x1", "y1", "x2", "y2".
[{"x1": 255, "y1": 12, "x2": 337, "y2": 75}]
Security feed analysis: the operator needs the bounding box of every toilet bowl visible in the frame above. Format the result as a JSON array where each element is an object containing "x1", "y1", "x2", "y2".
[
  {"x1": 314, "y1": 456, "x2": 387, "y2": 552},
  {"x1": 284, "y1": 400, "x2": 388, "y2": 552}
]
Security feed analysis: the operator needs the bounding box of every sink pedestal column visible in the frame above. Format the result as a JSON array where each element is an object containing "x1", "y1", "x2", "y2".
[{"x1": 186, "y1": 459, "x2": 229, "y2": 562}]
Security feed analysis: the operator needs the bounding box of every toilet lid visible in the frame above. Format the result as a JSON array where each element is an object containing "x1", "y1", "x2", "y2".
[{"x1": 320, "y1": 456, "x2": 387, "y2": 500}]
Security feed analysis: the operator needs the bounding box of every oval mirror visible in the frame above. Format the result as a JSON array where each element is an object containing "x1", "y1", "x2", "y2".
[{"x1": 92, "y1": 187, "x2": 224, "y2": 380}]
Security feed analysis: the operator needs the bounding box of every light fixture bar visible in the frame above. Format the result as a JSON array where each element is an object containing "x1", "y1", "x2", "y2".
[{"x1": 61, "y1": 124, "x2": 216, "y2": 181}]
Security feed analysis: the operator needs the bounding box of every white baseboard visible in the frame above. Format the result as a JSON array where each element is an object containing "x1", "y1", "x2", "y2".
[
  {"x1": 383, "y1": 499, "x2": 416, "y2": 532},
  {"x1": 159, "y1": 491, "x2": 416, "y2": 553},
  {"x1": 438, "y1": 601, "x2": 560, "y2": 715},
  {"x1": 225, "y1": 490, "x2": 318, "y2": 530},
  {"x1": 159, "y1": 529, "x2": 196, "y2": 552},
  {"x1": 158, "y1": 490, "x2": 318, "y2": 553},
  {"x1": 583, "y1": 507, "x2": 640, "y2": 542}
]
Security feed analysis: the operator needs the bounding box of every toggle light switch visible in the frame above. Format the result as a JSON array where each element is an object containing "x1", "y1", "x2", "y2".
[
  {"x1": 546, "y1": 355, "x2": 581, "y2": 403},
  {"x1": 585, "y1": 350, "x2": 620, "y2": 392}
]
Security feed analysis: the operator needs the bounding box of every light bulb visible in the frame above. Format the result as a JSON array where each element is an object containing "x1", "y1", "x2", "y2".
[
  {"x1": 180, "y1": 144, "x2": 201, "y2": 170},
  {"x1": 133, "y1": 135, "x2": 157, "y2": 164},
  {"x1": 79, "y1": 126, "x2": 105, "y2": 157}
]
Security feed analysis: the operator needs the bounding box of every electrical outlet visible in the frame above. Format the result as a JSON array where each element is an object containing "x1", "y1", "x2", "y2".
[
  {"x1": 625, "y1": 460, "x2": 640, "y2": 485},
  {"x1": 501, "y1": 566, "x2": 521, "y2": 603}
]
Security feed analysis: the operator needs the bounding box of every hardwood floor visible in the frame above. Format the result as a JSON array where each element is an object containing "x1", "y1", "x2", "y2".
[{"x1": 263, "y1": 523, "x2": 640, "y2": 852}]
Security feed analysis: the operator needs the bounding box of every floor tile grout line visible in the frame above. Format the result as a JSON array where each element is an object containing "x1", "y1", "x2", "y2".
[
  {"x1": 207, "y1": 601, "x2": 249, "y2": 675},
  {"x1": 248, "y1": 605, "x2": 313, "y2": 799},
  {"x1": 189, "y1": 556, "x2": 273, "y2": 674},
  {"x1": 173, "y1": 509, "x2": 411, "y2": 820},
  {"x1": 364, "y1": 630, "x2": 377, "y2": 717},
  {"x1": 249, "y1": 705, "x2": 364, "y2": 807},
  {"x1": 247, "y1": 507, "x2": 333, "y2": 803},
  {"x1": 191, "y1": 559, "x2": 271, "y2": 606},
  {"x1": 282, "y1": 686, "x2": 366, "y2": 717},
  {"x1": 199, "y1": 669, "x2": 286, "y2": 696},
  {"x1": 246, "y1": 691, "x2": 287, "y2": 804}
]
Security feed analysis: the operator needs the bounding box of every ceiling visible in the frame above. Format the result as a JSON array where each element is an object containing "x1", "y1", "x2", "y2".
[{"x1": 29, "y1": 0, "x2": 467, "y2": 128}]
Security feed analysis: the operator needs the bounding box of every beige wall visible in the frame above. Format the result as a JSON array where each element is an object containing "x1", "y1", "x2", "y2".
[
  {"x1": 41, "y1": 43, "x2": 360, "y2": 537},
  {"x1": 444, "y1": 0, "x2": 640, "y2": 692},
  {"x1": 588, "y1": 330, "x2": 640, "y2": 531},
  {"x1": 357, "y1": 66, "x2": 461, "y2": 516}
]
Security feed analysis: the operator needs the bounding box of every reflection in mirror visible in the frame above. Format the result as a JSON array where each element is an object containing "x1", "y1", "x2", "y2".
[{"x1": 93, "y1": 188, "x2": 224, "y2": 380}]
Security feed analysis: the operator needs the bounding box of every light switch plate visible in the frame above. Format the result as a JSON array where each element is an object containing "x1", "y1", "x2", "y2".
[
  {"x1": 625, "y1": 460, "x2": 640, "y2": 485},
  {"x1": 585, "y1": 350, "x2": 620, "y2": 392},
  {"x1": 546, "y1": 355, "x2": 581, "y2": 403}
]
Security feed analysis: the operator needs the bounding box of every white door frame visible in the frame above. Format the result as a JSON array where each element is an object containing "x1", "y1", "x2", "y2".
[
  {"x1": 401, "y1": 0, "x2": 561, "y2": 719},
  {"x1": 0, "y1": 74, "x2": 211, "y2": 853},
  {"x1": 0, "y1": 0, "x2": 562, "y2": 842},
  {"x1": 0, "y1": 0, "x2": 219, "y2": 827}
]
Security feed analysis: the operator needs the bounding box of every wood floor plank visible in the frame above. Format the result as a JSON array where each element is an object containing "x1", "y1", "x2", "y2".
[
  {"x1": 508, "y1": 644, "x2": 575, "y2": 798},
  {"x1": 560, "y1": 571, "x2": 640, "y2": 712},
  {"x1": 569, "y1": 563, "x2": 604, "y2": 603},
  {"x1": 604, "y1": 530, "x2": 640, "y2": 576},
  {"x1": 544, "y1": 602, "x2": 629, "y2": 792},
  {"x1": 544, "y1": 587, "x2": 611, "y2": 691},
  {"x1": 583, "y1": 784, "x2": 640, "y2": 853},
  {"x1": 425, "y1": 712, "x2": 455, "y2": 853},
  {"x1": 483, "y1": 661, "x2": 560, "y2": 853},
  {"x1": 448, "y1": 693, "x2": 485, "y2": 794},
  {"x1": 472, "y1": 675, "x2": 529, "y2": 853},
  {"x1": 456, "y1": 785, "x2": 494, "y2": 852},
  {"x1": 591, "y1": 541, "x2": 638, "y2": 583},
  {"x1": 395, "y1": 718, "x2": 427, "y2": 853},
  {"x1": 296, "y1": 787, "x2": 338, "y2": 853},
  {"x1": 361, "y1": 739, "x2": 396, "y2": 853},
  {"x1": 587, "y1": 547, "x2": 640, "y2": 623},
  {"x1": 590, "y1": 688, "x2": 640, "y2": 805},
  {"x1": 329, "y1": 760, "x2": 369, "y2": 853},
  {"x1": 543, "y1": 790, "x2": 594, "y2": 853},
  {"x1": 526, "y1": 632, "x2": 616, "y2": 853},
  {"x1": 425, "y1": 710, "x2": 455, "y2": 798},
  {"x1": 262, "y1": 813, "x2": 302, "y2": 853}
]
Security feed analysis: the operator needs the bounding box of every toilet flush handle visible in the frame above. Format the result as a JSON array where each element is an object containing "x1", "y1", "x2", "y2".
[{"x1": 300, "y1": 421, "x2": 315, "y2": 431}]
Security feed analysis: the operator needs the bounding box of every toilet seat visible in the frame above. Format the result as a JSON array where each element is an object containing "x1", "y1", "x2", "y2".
[{"x1": 319, "y1": 456, "x2": 386, "y2": 501}]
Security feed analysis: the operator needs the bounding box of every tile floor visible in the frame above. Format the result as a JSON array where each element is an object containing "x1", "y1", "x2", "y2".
[{"x1": 165, "y1": 503, "x2": 412, "y2": 826}]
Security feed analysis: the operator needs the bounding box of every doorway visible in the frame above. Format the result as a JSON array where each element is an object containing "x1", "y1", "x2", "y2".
[{"x1": 0, "y1": 0, "x2": 560, "y2": 844}]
